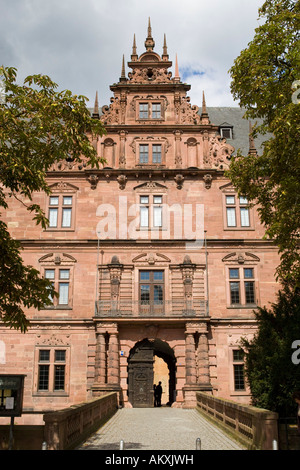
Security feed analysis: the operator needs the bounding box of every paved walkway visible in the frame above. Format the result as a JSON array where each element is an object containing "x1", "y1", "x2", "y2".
[{"x1": 77, "y1": 408, "x2": 245, "y2": 451}]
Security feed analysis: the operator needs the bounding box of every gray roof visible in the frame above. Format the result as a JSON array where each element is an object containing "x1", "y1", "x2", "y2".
[{"x1": 206, "y1": 107, "x2": 268, "y2": 155}]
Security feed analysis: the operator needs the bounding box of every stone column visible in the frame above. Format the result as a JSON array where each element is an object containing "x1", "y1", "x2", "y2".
[
  {"x1": 94, "y1": 332, "x2": 106, "y2": 384},
  {"x1": 174, "y1": 130, "x2": 182, "y2": 168},
  {"x1": 107, "y1": 332, "x2": 120, "y2": 385},
  {"x1": 197, "y1": 333, "x2": 210, "y2": 385},
  {"x1": 185, "y1": 333, "x2": 197, "y2": 385},
  {"x1": 119, "y1": 130, "x2": 127, "y2": 168}
]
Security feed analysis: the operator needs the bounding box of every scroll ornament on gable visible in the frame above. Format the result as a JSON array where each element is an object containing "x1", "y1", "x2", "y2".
[{"x1": 206, "y1": 135, "x2": 235, "y2": 169}]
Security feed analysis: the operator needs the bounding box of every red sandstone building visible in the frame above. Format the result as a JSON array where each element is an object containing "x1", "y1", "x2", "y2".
[{"x1": 0, "y1": 22, "x2": 280, "y2": 424}]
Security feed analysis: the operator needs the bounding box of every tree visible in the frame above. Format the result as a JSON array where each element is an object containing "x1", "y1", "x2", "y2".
[
  {"x1": 0, "y1": 66, "x2": 106, "y2": 332},
  {"x1": 227, "y1": 0, "x2": 300, "y2": 286},
  {"x1": 241, "y1": 286, "x2": 300, "y2": 416}
]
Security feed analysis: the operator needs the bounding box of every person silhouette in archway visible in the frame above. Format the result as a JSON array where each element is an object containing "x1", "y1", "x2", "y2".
[{"x1": 156, "y1": 381, "x2": 162, "y2": 407}]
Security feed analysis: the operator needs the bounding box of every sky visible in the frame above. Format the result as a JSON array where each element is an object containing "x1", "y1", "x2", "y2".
[{"x1": 0, "y1": 0, "x2": 265, "y2": 109}]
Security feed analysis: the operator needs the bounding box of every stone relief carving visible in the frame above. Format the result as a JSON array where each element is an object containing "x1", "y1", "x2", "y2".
[
  {"x1": 222, "y1": 252, "x2": 260, "y2": 264},
  {"x1": 174, "y1": 174, "x2": 184, "y2": 189},
  {"x1": 203, "y1": 174, "x2": 213, "y2": 189},
  {"x1": 38, "y1": 252, "x2": 77, "y2": 266},
  {"x1": 117, "y1": 174, "x2": 127, "y2": 190},
  {"x1": 101, "y1": 97, "x2": 122, "y2": 125},
  {"x1": 130, "y1": 136, "x2": 170, "y2": 156},
  {"x1": 207, "y1": 135, "x2": 234, "y2": 169},
  {"x1": 87, "y1": 174, "x2": 99, "y2": 190},
  {"x1": 180, "y1": 97, "x2": 201, "y2": 125},
  {"x1": 128, "y1": 67, "x2": 172, "y2": 84}
]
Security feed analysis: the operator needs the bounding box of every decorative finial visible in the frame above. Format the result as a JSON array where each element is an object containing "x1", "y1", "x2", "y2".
[
  {"x1": 201, "y1": 91, "x2": 210, "y2": 124},
  {"x1": 162, "y1": 34, "x2": 168, "y2": 60},
  {"x1": 145, "y1": 17, "x2": 155, "y2": 51},
  {"x1": 120, "y1": 54, "x2": 126, "y2": 82},
  {"x1": 248, "y1": 121, "x2": 257, "y2": 155},
  {"x1": 131, "y1": 34, "x2": 138, "y2": 61},
  {"x1": 92, "y1": 91, "x2": 99, "y2": 118}
]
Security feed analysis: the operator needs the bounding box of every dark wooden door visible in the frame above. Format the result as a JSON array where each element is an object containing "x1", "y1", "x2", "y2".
[{"x1": 128, "y1": 343, "x2": 154, "y2": 407}]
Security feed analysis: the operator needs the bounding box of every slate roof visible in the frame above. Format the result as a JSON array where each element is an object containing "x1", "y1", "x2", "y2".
[{"x1": 206, "y1": 107, "x2": 269, "y2": 156}]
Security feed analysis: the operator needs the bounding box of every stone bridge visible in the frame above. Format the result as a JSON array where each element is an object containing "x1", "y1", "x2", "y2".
[{"x1": 43, "y1": 392, "x2": 278, "y2": 451}]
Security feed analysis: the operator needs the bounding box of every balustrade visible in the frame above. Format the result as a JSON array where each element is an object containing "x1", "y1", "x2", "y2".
[{"x1": 95, "y1": 299, "x2": 208, "y2": 317}]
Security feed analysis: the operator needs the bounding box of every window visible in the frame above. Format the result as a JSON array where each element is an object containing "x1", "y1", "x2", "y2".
[
  {"x1": 139, "y1": 195, "x2": 163, "y2": 229},
  {"x1": 139, "y1": 145, "x2": 149, "y2": 164},
  {"x1": 225, "y1": 194, "x2": 251, "y2": 229},
  {"x1": 138, "y1": 102, "x2": 162, "y2": 120},
  {"x1": 140, "y1": 196, "x2": 149, "y2": 227},
  {"x1": 139, "y1": 270, "x2": 164, "y2": 306},
  {"x1": 37, "y1": 348, "x2": 68, "y2": 393},
  {"x1": 152, "y1": 145, "x2": 162, "y2": 163},
  {"x1": 44, "y1": 268, "x2": 71, "y2": 307},
  {"x1": 220, "y1": 127, "x2": 232, "y2": 139},
  {"x1": 139, "y1": 144, "x2": 163, "y2": 165},
  {"x1": 152, "y1": 103, "x2": 161, "y2": 119},
  {"x1": 233, "y1": 349, "x2": 245, "y2": 391},
  {"x1": 139, "y1": 103, "x2": 149, "y2": 119},
  {"x1": 244, "y1": 268, "x2": 255, "y2": 304},
  {"x1": 229, "y1": 268, "x2": 240, "y2": 304},
  {"x1": 47, "y1": 194, "x2": 75, "y2": 230},
  {"x1": 228, "y1": 267, "x2": 256, "y2": 306},
  {"x1": 153, "y1": 196, "x2": 162, "y2": 227}
]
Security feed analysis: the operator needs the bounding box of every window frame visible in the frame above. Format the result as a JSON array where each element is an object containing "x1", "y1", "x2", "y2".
[
  {"x1": 34, "y1": 347, "x2": 70, "y2": 396},
  {"x1": 137, "y1": 100, "x2": 164, "y2": 121},
  {"x1": 223, "y1": 191, "x2": 253, "y2": 231},
  {"x1": 139, "y1": 270, "x2": 165, "y2": 309},
  {"x1": 227, "y1": 266, "x2": 257, "y2": 308},
  {"x1": 232, "y1": 349, "x2": 246, "y2": 392},
  {"x1": 139, "y1": 194, "x2": 164, "y2": 230},
  {"x1": 138, "y1": 143, "x2": 163, "y2": 166},
  {"x1": 44, "y1": 266, "x2": 73, "y2": 309},
  {"x1": 45, "y1": 186, "x2": 77, "y2": 232}
]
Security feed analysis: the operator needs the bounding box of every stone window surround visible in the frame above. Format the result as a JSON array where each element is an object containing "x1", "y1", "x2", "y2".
[
  {"x1": 38, "y1": 253, "x2": 76, "y2": 310},
  {"x1": 228, "y1": 346, "x2": 248, "y2": 396},
  {"x1": 225, "y1": 265, "x2": 258, "y2": 309},
  {"x1": 132, "y1": 95, "x2": 168, "y2": 122},
  {"x1": 33, "y1": 345, "x2": 70, "y2": 397},
  {"x1": 221, "y1": 186, "x2": 254, "y2": 231},
  {"x1": 45, "y1": 182, "x2": 78, "y2": 232},
  {"x1": 134, "y1": 182, "x2": 168, "y2": 232}
]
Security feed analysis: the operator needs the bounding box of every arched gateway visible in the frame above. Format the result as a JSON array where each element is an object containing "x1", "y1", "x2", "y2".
[{"x1": 128, "y1": 339, "x2": 176, "y2": 408}]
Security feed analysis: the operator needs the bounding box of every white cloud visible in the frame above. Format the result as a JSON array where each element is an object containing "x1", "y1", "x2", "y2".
[{"x1": 0, "y1": 0, "x2": 265, "y2": 107}]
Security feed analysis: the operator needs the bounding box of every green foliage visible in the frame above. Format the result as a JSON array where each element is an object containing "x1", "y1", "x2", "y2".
[
  {"x1": 227, "y1": 0, "x2": 300, "y2": 286},
  {"x1": 241, "y1": 286, "x2": 300, "y2": 416},
  {"x1": 0, "y1": 66, "x2": 106, "y2": 331}
]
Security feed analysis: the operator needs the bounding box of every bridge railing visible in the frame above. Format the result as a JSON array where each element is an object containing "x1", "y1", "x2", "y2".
[
  {"x1": 196, "y1": 391, "x2": 278, "y2": 450},
  {"x1": 43, "y1": 392, "x2": 118, "y2": 450}
]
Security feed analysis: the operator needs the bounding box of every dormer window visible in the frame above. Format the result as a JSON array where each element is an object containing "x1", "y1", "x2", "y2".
[{"x1": 219, "y1": 123, "x2": 233, "y2": 139}]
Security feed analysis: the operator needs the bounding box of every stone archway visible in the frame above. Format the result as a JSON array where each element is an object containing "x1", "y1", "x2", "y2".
[{"x1": 127, "y1": 338, "x2": 176, "y2": 408}]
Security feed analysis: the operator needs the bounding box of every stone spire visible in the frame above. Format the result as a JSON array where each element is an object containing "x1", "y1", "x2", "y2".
[
  {"x1": 174, "y1": 54, "x2": 180, "y2": 81},
  {"x1": 131, "y1": 34, "x2": 138, "y2": 61},
  {"x1": 200, "y1": 91, "x2": 210, "y2": 124},
  {"x1": 92, "y1": 91, "x2": 99, "y2": 118},
  {"x1": 162, "y1": 34, "x2": 169, "y2": 60},
  {"x1": 248, "y1": 121, "x2": 257, "y2": 155},
  {"x1": 145, "y1": 17, "x2": 155, "y2": 51},
  {"x1": 120, "y1": 54, "x2": 127, "y2": 82}
]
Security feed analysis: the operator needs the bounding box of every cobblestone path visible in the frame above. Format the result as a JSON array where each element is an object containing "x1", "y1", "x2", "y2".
[{"x1": 77, "y1": 408, "x2": 245, "y2": 451}]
